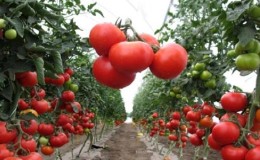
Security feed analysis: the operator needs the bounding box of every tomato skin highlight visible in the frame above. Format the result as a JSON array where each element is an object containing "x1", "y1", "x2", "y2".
[
  {"x1": 149, "y1": 43, "x2": 188, "y2": 79},
  {"x1": 89, "y1": 23, "x2": 126, "y2": 56},
  {"x1": 109, "y1": 41, "x2": 154, "y2": 73},
  {"x1": 92, "y1": 56, "x2": 136, "y2": 89}
]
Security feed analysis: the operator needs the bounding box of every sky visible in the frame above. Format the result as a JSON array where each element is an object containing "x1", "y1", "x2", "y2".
[
  {"x1": 74, "y1": 0, "x2": 171, "y2": 113},
  {"x1": 74, "y1": 0, "x2": 257, "y2": 114}
]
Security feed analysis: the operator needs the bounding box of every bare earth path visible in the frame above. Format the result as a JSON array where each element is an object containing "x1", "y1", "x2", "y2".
[{"x1": 97, "y1": 123, "x2": 153, "y2": 160}]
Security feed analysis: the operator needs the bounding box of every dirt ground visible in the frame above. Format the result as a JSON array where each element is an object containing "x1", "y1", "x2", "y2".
[{"x1": 42, "y1": 123, "x2": 221, "y2": 160}]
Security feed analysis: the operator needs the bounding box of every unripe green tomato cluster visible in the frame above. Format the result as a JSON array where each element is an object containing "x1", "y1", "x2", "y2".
[
  {"x1": 168, "y1": 86, "x2": 188, "y2": 102},
  {"x1": 247, "y1": 5, "x2": 260, "y2": 19},
  {"x1": 0, "y1": 18, "x2": 17, "y2": 40},
  {"x1": 228, "y1": 38, "x2": 260, "y2": 71}
]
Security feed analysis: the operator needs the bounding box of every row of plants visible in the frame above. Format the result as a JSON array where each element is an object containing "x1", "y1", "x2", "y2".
[
  {"x1": 0, "y1": 0, "x2": 127, "y2": 159},
  {"x1": 132, "y1": 0, "x2": 260, "y2": 160}
]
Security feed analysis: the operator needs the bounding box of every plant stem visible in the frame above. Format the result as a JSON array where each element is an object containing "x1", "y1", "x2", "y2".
[{"x1": 77, "y1": 133, "x2": 90, "y2": 157}]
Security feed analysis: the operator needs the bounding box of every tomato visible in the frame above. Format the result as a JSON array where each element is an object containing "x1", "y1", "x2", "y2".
[
  {"x1": 152, "y1": 112, "x2": 158, "y2": 118},
  {"x1": 56, "y1": 114, "x2": 73, "y2": 126},
  {"x1": 61, "y1": 90, "x2": 75, "y2": 102},
  {"x1": 20, "y1": 137, "x2": 37, "y2": 152},
  {"x1": 20, "y1": 109, "x2": 39, "y2": 117},
  {"x1": 235, "y1": 53, "x2": 260, "y2": 71},
  {"x1": 200, "y1": 70, "x2": 212, "y2": 81},
  {"x1": 39, "y1": 136, "x2": 49, "y2": 145},
  {"x1": 38, "y1": 123, "x2": 54, "y2": 136},
  {"x1": 51, "y1": 74, "x2": 65, "y2": 86},
  {"x1": 251, "y1": 118, "x2": 260, "y2": 132},
  {"x1": 139, "y1": 33, "x2": 160, "y2": 47},
  {"x1": 245, "y1": 146, "x2": 260, "y2": 160},
  {"x1": 189, "y1": 134, "x2": 203, "y2": 146},
  {"x1": 65, "y1": 101, "x2": 82, "y2": 113},
  {"x1": 92, "y1": 56, "x2": 136, "y2": 89},
  {"x1": 220, "y1": 113, "x2": 247, "y2": 127},
  {"x1": 0, "y1": 19, "x2": 6, "y2": 29},
  {"x1": 180, "y1": 135, "x2": 188, "y2": 142},
  {"x1": 89, "y1": 22, "x2": 126, "y2": 56},
  {"x1": 30, "y1": 88, "x2": 46, "y2": 100},
  {"x1": 16, "y1": 71, "x2": 38, "y2": 87},
  {"x1": 207, "y1": 133, "x2": 221, "y2": 150},
  {"x1": 168, "y1": 134, "x2": 178, "y2": 141},
  {"x1": 18, "y1": 99, "x2": 29, "y2": 110},
  {"x1": 41, "y1": 146, "x2": 54, "y2": 155},
  {"x1": 185, "y1": 110, "x2": 201, "y2": 122},
  {"x1": 220, "y1": 92, "x2": 248, "y2": 112},
  {"x1": 0, "y1": 121, "x2": 17, "y2": 144},
  {"x1": 19, "y1": 152, "x2": 43, "y2": 160},
  {"x1": 193, "y1": 62, "x2": 206, "y2": 71},
  {"x1": 201, "y1": 103, "x2": 215, "y2": 116},
  {"x1": 227, "y1": 49, "x2": 238, "y2": 58},
  {"x1": 20, "y1": 119, "x2": 38, "y2": 135},
  {"x1": 3, "y1": 157, "x2": 22, "y2": 160},
  {"x1": 244, "y1": 39, "x2": 260, "y2": 53},
  {"x1": 172, "y1": 111, "x2": 181, "y2": 120},
  {"x1": 65, "y1": 67, "x2": 74, "y2": 76},
  {"x1": 196, "y1": 128, "x2": 205, "y2": 138},
  {"x1": 0, "y1": 147, "x2": 14, "y2": 159},
  {"x1": 62, "y1": 72, "x2": 70, "y2": 82},
  {"x1": 4, "y1": 29, "x2": 17, "y2": 40},
  {"x1": 255, "y1": 108, "x2": 260, "y2": 122},
  {"x1": 182, "y1": 105, "x2": 192, "y2": 115},
  {"x1": 109, "y1": 41, "x2": 154, "y2": 73},
  {"x1": 49, "y1": 132, "x2": 69, "y2": 148},
  {"x1": 204, "y1": 79, "x2": 216, "y2": 89},
  {"x1": 199, "y1": 116, "x2": 213, "y2": 128},
  {"x1": 211, "y1": 121, "x2": 240, "y2": 146},
  {"x1": 247, "y1": 5, "x2": 260, "y2": 19},
  {"x1": 246, "y1": 132, "x2": 260, "y2": 147},
  {"x1": 221, "y1": 144, "x2": 248, "y2": 160},
  {"x1": 69, "y1": 83, "x2": 79, "y2": 92},
  {"x1": 31, "y1": 99, "x2": 50, "y2": 114},
  {"x1": 149, "y1": 43, "x2": 188, "y2": 79},
  {"x1": 170, "y1": 119, "x2": 180, "y2": 129}
]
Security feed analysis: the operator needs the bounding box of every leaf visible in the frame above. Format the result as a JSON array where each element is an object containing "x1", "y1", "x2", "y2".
[
  {"x1": 226, "y1": 1, "x2": 250, "y2": 21},
  {"x1": 34, "y1": 57, "x2": 45, "y2": 85},
  {"x1": 238, "y1": 26, "x2": 256, "y2": 46},
  {"x1": 0, "y1": 82, "x2": 13, "y2": 101},
  {"x1": 4, "y1": 16, "x2": 24, "y2": 37},
  {"x1": 52, "y1": 51, "x2": 63, "y2": 74},
  {"x1": 87, "y1": 2, "x2": 97, "y2": 11}
]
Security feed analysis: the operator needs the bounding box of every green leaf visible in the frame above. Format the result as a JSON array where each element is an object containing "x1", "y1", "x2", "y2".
[
  {"x1": 4, "y1": 16, "x2": 24, "y2": 37},
  {"x1": 87, "y1": 2, "x2": 97, "y2": 11},
  {"x1": 52, "y1": 51, "x2": 63, "y2": 74},
  {"x1": 0, "y1": 82, "x2": 13, "y2": 101},
  {"x1": 226, "y1": 2, "x2": 250, "y2": 21},
  {"x1": 238, "y1": 26, "x2": 256, "y2": 46},
  {"x1": 34, "y1": 57, "x2": 45, "y2": 85}
]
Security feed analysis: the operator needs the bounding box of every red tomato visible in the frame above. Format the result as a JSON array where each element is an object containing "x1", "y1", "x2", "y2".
[
  {"x1": 0, "y1": 147, "x2": 14, "y2": 159},
  {"x1": 172, "y1": 111, "x2": 181, "y2": 120},
  {"x1": 199, "y1": 116, "x2": 214, "y2": 128},
  {"x1": 20, "y1": 119, "x2": 38, "y2": 135},
  {"x1": 246, "y1": 132, "x2": 260, "y2": 147},
  {"x1": 152, "y1": 112, "x2": 158, "y2": 118},
  {"x1": 92, "y1": 56, "x2": 136, "y2": 89},
  {"x1": 56, "y1": 114, "x2": 73, "y2": 126},
  {"x1": 109, "y1": 41, "x2": 154, "y2": 73},
  {"x1": 31, "y1": 99, "x2": 50, "y2": 114},
  {"x1": 139, "y1": 33, "x2": 160, "y2": 47},
  {"x1": 168, "y1": 134, "x2": 178, "y2": 141},
  {"x1": 245, "y1": 146, "x2": 260, "y2": 160},
  {"x1": 89, "y1": 23, "x2": 126, "y2": 56},
  {"x1": 0, "y1": 121, "x2": 17, "y2": 144},
  {"x1": 61, "y1": 90, "x2": 75, "y2": 102},
  {"x1": 207, "y1": 133, "x2": 221, "y2": 150},
  {"x1": 41, "y1": 145, "x2": 55, "y2": 155},
  {"x1": 185, "y1": 110, "x2": 201, "y2": 122},
  {"x1": 221, "y1": 144, "x2": 248, "y2": 160},
  {"x1": 65, "y1": 67, "x2": 74, "y2": 76},
  {"x1": 3, "y1": 157, "x2": 22, "y2": 160},
  {"x1": 220, "y1": 113, "x2": 247, "y2": 127},
  {"x1": 18, "y1": 99, "x2": 29, "y2": 110},
  {"x1": 38, "y1": 123, "x2": 55, "y2": 136},
  {"x1": 201, "y1": 103, "x2": 215, "y2": 116},
  {"x1": 189, "y1": 134, "x2": 203, "y2": 146},
  {"x1": 19, "y1": 152, "x2": 43, "y2": 160},
  {"x1": 49, "y1": 132, "x2": 69, "y2": 148},
  {"x1": 182, "y1": 105, "x2": 192, "y2": 115},
  {"x1": 170, "y1": 119, "x2": 180, "y2": 129},
  {"x1": 196, "y1": 128, "x2": 205, "y2": 138},
  {"x1": 149, "y1": 43, "x2": 188, "y2": 79},
  {"x1": 16, "y1": 71, "x2": 38, "y2": 87},
  {"x1": 20, "y1": 138, "x2": 37, "y2": 152},
  {"x1": 220, "y1": 92, "x2": 248, "y2": 112},
  {"x1": 212, "y1": 121, "x2": 240, "y2": 146},
  {"x1": 65, "y1": 101, "x2": 82, "y2": 113},
  {"x1": 51, "y1": 74, "x2": 65, "y2": 86},
  {"x1": 30, "y1": 88, "x2": 46, "y2": 100}
]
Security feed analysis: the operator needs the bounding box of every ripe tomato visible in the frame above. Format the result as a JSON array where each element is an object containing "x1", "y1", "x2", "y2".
[
  {"x1": 19, "y1": 109, "x2": 39, "y2": 117},
  {"x1": 189, "y1": 134, "x2": 203, "y2": 146},
  {"x1": 201, "y1": 103, "x2": 215, "y2": 116},
  {"x1": 168, "y1": 134, "x2": 178, "y2": 141},
  {"x1": 0, "y1": 145, "x2": 14, "y2": 159},
  {"x1": 172, "y1": 111, "x2": 181, "y2": 120},
  {"x1": 207, "y1": 133, "x2": 221, "y2": 150},
  {"x1": 18, "y1": 99, "x2": 29, "y2": 110},
  {"x1": 245, "y1": 146, "x2": 260, "y2": 160},
  {"x1": 182, "y1": 105, "x2": 192, "y2": 115},
  {"x1": 139, "y1": 33, "x2": 160, "y2": 47},
  {"x1": 89, "y1": 22, "x2": 126, "y2": 56},
  {"x1": 38, "y1": 123, "x2": 54, "y2": 136},
  {"x1": 65, "y1": 101, "x2": 82, "y2": 113},
  {"x1": 49, "y1": 132, "x2": 69, "y2": 148},
  {"x1": 220, "y1": 92, "x2": 248, "y2": 112},
  {"x1": 109, "y1": 41, "x2": 154, "y2": 73},
  {"x1": 220, "y1": 113, "x2": 247, "y2": 127},
  {"x1": 61, "y1": 90, "x2": 75, "y2": 102},
  {"x1": 92, "y1": 56, "x2": 136, "y2": 89},
  {"x1": 246, "y1": 132, "x2": 260, "y2": 147},
  {"x1": 65, "y1": 67, "x2": 74, "y2": 76},
  {"x1": 30, "y1": 88, "x2": 46, "y2": 100},
  {"x1": 149, "y1": 43, "x2": 188, "y2": 79},
  {"x1": 41, "y1": 146, "x2": 54, "y2": 155},
  {"x1": 0, "y1": 121, "x2": 17, "y2": 144},
  {"x1": 170, "y1": 119, "x2": 180, "y2": 129},
  {"x1": 152, "y1": 112, "x2": 158, "y2": 118},
  {"x1": 211, "y1": 121, "x2": 240, "y2": 145},
  {"x1": 31, "y1": 99, "x2": 50, "y2": 115},
  {"x1": 185, "y1": 110, "x2": 201, "y2": 122},
  {"x1": 20, "y1": 119, "x2": 38, "y2": 135},
  {"x1": 56, "y1": 114, "x2": 73, "y2": 126},
  {"x1": 20, "y1": 137, "x2": 37, "y2": 152},
  {"x1": 221, "y1": 144, "x2": 248, "y2": 160},
  {"x1": 51, "y1": 74, "x2": 65, "y2": 86},
  {"x1": 255, "y1": 108, "x2": 260, "y2": 122},
  {"x1": 199, "y1": 116, "x2": 214, "y2": 128},
  {"x1": 16, "y1": 71, "x2": 38, "y2": 87},
  {"x1": 19, "y1": 152, "x2": 43, "y2": 160},
  {"x1": 3, "y1": 157, "x2": 22, "y2": 160}
]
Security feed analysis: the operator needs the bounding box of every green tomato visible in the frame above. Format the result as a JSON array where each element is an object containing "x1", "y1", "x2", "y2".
[
  {"x1": 194, "y1": 62, "x2": 206, "y2": 71},
  {"x1": 4, "y1": 29, "x2": 17, "y2": 40},
  {"x1": 204, "y1": 79, "x2": 216, "y2": 89},
  {"x1": 169, "y1": 91, "x2": 175, "y2": 97},
  {"x1": 191, "y1": 70, "x2": 200, "y2": 78},
  {"x1": 84, "y1": 128, "x2": 90, "y2": 134},
  {"x1": 245, "y1": 39, "x2": 260, "y2": 54},
  {"x1": 248, "y1": 5, "x2": 260, "y2": 18},
  {"x1": 0, "y1": 19, "x2": 6, "y2": 29},
  {"x1": 200, "y1": 70, "x2": 212, "y2": 81},
  {"x1": 70, "y1": 83, "x2": 79, "y2": 92},
  {"x1": 227, "y1": 49, "x2": 238, "y2": 58},
  {"x1": 234, "y1": 42, "x2": 245, "y2": 55},
  {"x1": 39, "y1": 136, "x2": 49, "y2": 145},
  {"x1": 176, "y1": 94, "x2": 182, "y2": 99},
  {"x1": 172, "y1": 86, "x2": 180, "y2": 93},
  {"x1": 64, "y1": 78, "x2": 72, "y2": 89},
  {"x1": 235, "y1": 53, "x2": 260, "y2": 71}
]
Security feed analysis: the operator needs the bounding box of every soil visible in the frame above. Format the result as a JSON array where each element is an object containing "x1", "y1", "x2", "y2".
[{"x1": 42, "y1": 123, "x2": 222, "y2": 160}]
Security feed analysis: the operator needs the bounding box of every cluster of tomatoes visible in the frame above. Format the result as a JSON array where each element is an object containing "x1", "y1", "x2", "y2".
[
  {"x1": 0, "y1": 68, "x2": 95, "y2": 160},
  {"x1": 0, "y1": 18, "x2": 17, "y2": 40},
  {"x1": 139, "y1": 91, "x2": 260, "y2": 160},
  {"x1": 89, "y1": 22, "x2": 188, "y2": 89}
]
